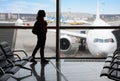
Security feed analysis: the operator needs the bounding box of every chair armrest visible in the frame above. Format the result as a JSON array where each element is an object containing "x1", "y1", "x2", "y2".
[
  {"x1": 112, "y1": 48, "x2": 120, "y2": 58},
  {"x1": 111, "y1": 56, "x2": 120, "y2": 63},
  {"x1": 13, "y1": 54, "x2": 22, "y2": 61},
  {"x1": 7, "y1": 59, "x2": 15, "y2": 67},
  {"x1": 0, "y1": 67, "x2": 5, "y2": 74},
  {"x1": 12, "y1": 50, "x2": 28, "y2": 56}
]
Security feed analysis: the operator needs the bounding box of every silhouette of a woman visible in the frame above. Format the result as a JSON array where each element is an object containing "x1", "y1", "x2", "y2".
[{"x1": 31, "y1": 10, "x2": 48, "y2": 63}]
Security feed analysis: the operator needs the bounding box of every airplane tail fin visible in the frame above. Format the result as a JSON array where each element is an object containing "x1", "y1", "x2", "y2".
[
  {"x1": 92, "y1": 0, "x2": 110, "y2": 26},
  {"x1": 96, "y1": 0, "x2": 100, "y2": 19}
]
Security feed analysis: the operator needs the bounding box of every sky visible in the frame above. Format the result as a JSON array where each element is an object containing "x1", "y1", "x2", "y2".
[{"x1": 0, "y1": 0, "x2": 120, "y2": 14}]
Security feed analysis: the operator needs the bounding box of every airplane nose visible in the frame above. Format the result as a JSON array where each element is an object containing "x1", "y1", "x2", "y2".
[
  {"x1": 99, "y1": 52, "x2": 108, "y2": 57},
  {"x1": 97, "y1": 46, "x2": 114, "y2": 57}
]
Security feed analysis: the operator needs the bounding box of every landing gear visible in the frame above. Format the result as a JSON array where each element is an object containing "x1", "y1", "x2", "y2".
[
  {"x1": 79, "y1": 38, "x2": 86, "y2": 51},
  {"x1": 79, "y1": 45, "x2": 86, "y2": 51}
]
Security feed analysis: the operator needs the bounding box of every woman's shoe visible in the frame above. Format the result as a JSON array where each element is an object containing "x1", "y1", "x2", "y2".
[
  {"x1": 41, "y1": 59, "x2": 49, "y2": 64},
  {"x1": 30, "y1": 58, "x2": 37, "y2": 63}
]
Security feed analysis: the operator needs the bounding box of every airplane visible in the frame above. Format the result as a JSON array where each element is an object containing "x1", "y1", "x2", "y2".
[
  {"x1": 46, "y1": 16, "x2": 55, "y2": 23},
  {"x1": 57, "y1": 0, "x2": 117, "y2": 57},
  {"x1": 69, "y1": 18, "x2": 90, "y2": 25},
  {"x1": 0, "y1": 19, "x2": 29, "y2": 26},
  {"x1": 61, "y1": 16, "x2": 90, "y2": 25},
  {"x1": 15, "y1": 13, "x2": 30, "y2": 26},
  {"x1": 0, "y1": 13, "x2": 31, "y2": 26}
]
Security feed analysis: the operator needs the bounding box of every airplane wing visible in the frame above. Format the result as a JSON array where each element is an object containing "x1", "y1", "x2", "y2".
[{"x1": 49, "y1": 29, "x2": 87, "y2": 39}]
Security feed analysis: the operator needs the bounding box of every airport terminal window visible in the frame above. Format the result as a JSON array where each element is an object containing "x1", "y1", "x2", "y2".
[
  {"x1": 0, "y1": 0, "x2": 120, "y2": 59},
  {"x1": 0, "y1": 0, "x2": 57, "y2": 59},
  {"x1": 60, "y1": 0, "x2": 120, "y2": 58}
]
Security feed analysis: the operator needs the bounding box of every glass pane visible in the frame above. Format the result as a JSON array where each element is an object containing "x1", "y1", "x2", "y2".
[
  {"x1": 60, "y1": 29, "x2": 117, "y2": 58},
  {"x1": 15, "y1": 29, "x2": 56, "y2": 58},
  {"x1": 0, "y1": 0, "x2": 56, "y2": 58},
  {"x1": 0, "y1": 0, "x2": 56, "y2": 26},
  {"x1": 61, "y1": 0, "x2": 120, "y2": 26}
]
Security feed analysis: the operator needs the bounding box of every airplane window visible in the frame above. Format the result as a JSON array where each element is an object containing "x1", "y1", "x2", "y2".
[
  {"x1": 99, "y1": 39, "x2": 104, "y2": 43},
  {"x1": 105, "y1": 39, "x2": 109, "y2": 42},
  {"x1": 94, "y1": 38, "x2": 103, "y2": 43},
  {"x1": 94, "y1": 38, "x2": 114, "y2": 43},
  {"x1": 111, "y1": 39, "x2": 114, "y2": 42},
  {"x1": 94, "y1": 39, "x2": 98, "y2": 42},
  {"x1": 104, "y1": 38, "x2": 114, "y2": 43}
]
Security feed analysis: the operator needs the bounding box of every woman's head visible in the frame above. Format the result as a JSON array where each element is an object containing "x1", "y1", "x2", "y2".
[{"x1": 36, "y1": 10, "x2": 46, "y2": 20}]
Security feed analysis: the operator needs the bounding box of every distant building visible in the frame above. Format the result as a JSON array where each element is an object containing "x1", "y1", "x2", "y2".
[{"x1": 0, "y1": 12, "x2": 120, "y2": 22}]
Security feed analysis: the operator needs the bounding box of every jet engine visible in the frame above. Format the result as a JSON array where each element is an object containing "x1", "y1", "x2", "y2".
[{"x1": 60, "y1": 35, "x2": 72, "y2": 52}]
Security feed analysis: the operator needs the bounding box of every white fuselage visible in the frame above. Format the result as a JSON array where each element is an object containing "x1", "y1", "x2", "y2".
[{"x1": 86, "y1": 29, "x2": 117, "y2": 57}]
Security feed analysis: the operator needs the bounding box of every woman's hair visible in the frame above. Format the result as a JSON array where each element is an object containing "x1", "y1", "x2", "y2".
[{"x1": 36, "y1": 10, "x2": 46, "y2": 20}]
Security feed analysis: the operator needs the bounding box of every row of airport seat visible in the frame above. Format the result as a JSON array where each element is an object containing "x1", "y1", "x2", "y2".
[
  {"x1": 100, "y1": 48, "x2": 120, "y2": 81},
  {"x1": 0, "y1": 41, "x2": 32, "y2": 81}
]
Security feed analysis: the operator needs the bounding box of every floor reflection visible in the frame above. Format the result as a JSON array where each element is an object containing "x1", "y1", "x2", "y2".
[
  {"x1": 6, "y1": 59, "x2": 108, "y2": 81},
  {"x1": 10, "y1": 73, "x2": 32, "y2": 81},
  {"x1": 30, "y1": 62, "x2": 47, "y2": 81}
]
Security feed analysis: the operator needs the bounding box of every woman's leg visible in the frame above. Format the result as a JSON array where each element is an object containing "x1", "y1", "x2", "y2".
[
  {"x1": 40, "y1": 38, "x2": 45, "y2": 60},
  {"x1": 40, "y1": 47, "x2": 45, "y2": 60},
  {"x1": 40, "y1": 37, "x2": 48, "y2": 63},
  {"x1": 32, "y1": 37, "x2": 40, "y2": 59}
]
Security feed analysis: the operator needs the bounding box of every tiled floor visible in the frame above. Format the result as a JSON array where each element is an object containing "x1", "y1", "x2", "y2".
[{"x1": 6, "y1": 59, "x2": 113, "y2": 81}]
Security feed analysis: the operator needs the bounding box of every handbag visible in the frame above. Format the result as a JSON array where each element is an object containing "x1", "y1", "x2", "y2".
[{"x1": 32, "y1": 26, "x2": 37, "y2": 35}]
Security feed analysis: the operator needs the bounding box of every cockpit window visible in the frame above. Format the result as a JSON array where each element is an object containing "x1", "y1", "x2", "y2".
[
  {"x1": 94, "y1": 38, "x2": 114, "y2": 43},
  {"x1": 94, "y1": 39, "x2": 103, "y2": 43},
  {"x1": 104, "y1": 39, "x2": 114, "y2": 43}
]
